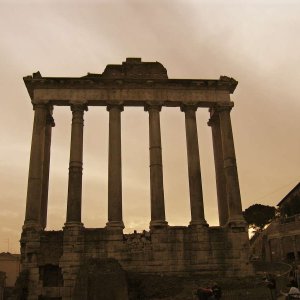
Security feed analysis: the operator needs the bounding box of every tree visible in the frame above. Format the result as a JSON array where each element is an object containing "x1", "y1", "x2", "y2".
[{"x1": 243, "y1": 204, "x2": 276, "y2": 232}]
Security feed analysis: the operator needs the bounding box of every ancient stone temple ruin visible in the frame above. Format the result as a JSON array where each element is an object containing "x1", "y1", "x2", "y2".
[{"x1": 21, "y1": 58, "x2": 252, "y2": 299}]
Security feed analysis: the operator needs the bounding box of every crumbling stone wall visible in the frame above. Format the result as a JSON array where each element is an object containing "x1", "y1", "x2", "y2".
[
  {"x1": 19, "y1": 225, "x2": 252, "y2": 299},
  {"x1": 73, "y1": 258, "x2": 128, "y2": 300}
]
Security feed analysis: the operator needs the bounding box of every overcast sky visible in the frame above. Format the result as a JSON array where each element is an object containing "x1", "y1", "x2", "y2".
[{"x1": 0, "y1": 0, "x2": 299, "y2": 253}]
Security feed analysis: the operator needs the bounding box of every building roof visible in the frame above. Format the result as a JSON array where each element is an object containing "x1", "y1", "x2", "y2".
[
  {"x1": 0, "y1": 252, "x2": 20, "y2": 261},
  {"x1": 277, "y1": 182, "x2": 300, "y2": 206}
]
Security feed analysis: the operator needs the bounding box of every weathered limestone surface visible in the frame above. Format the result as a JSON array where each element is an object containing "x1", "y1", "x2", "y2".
[
  {"x1": 216, "y1": 103, "x2": 245, "y2": 226},
  {"x1": 40, "y1": 109, "x2": 55, "y2": 230},
  {"x1": 20, "y1": 58, "x2": 252, "y2": 299},
  {"x1": 73, "y1": 258, "x2": 128, "y2": 300},
  {"x1": 208, "y1": 109, "x2": 228, "y2": 226},
  {"x1": 66, "y1": 104, "x2": 87, "y2": 225},
  {"x1": 145, "y1": 104, "x2": 168, "y2": 228},
  {"x1": 20, "y1": 226, "x2": 252, "y2": 298},
  {"x1": 106, "y1": 104, "x2": 124, "y2": 229},
  {"x1": 181, "y1": 105, "x2": 207, "y2": 227},
  {"x1": 24, "y1": 104, "x2": 48, "y2": 230}
]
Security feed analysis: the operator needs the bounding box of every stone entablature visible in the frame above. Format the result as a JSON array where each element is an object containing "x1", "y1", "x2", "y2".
[
  {"x1": 20, "y1": 58, "x2": 251, "y2": 299},
  {"x1": 24, "y1": 63, "x2": 237, "y2": 105}
]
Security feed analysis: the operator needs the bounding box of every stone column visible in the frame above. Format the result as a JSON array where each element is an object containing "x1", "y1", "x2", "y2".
[
  {"x1": 40, "y1": 108, "x2": 55, "y2": 230},
  {"x1": 65, "y1": 103, "x2": 87, "y2": 226},
  {"x1": 208, "y1": 110, "x2": 228, "y2": 226},
  {"x1": 181, "y1": 105, "x2": 207, "y2": 227},
  {"x1": 145, "y1": 104, "x2": 168, "y2": 228},
  {"x1": 106, "y1": 104, "x2": 124, "y2": 229},
  {"x1": 24, "y1": 104, "x2": 48, "y2": 230},
  {"x1": 216, "y1": 103, "x2": 245, "y2": 226}
]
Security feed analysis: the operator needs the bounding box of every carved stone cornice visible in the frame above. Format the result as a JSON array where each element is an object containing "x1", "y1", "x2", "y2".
[
  {"x1": 218, "y1": 76, "x2": 238, "y2": 93},
  {"x1": 23, "y1": 62, "x2": 238, "y2": 105},
  {"x1": 23, "y1": 60, "x2": 238, "y2": 107},
  {"x1": 24, "y1": 77, "x2": 238, "y2": 92}
]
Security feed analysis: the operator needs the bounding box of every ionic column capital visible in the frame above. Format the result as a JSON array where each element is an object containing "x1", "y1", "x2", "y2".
[
  {"x1": 208, "y1": 103, "x2": 234, "y2": 126},
  {"x1": 107, "y1": 104, "x2": 124, "y2": 112},
  {"x1": 70, "y1": 103, "x2": 88, "y2": 112},
  {"x1": 180, "y1": 104, "x2": 198, "y2": 113},
  {"x1": 207, "y1": 112, "x2": 219, "y2": 127},
  {"x1": 144, "y1": 102, "x2": 163, "y2": 112},
  {"x1": 212, "y1": 102, "x2": 234, "y2": 113}
]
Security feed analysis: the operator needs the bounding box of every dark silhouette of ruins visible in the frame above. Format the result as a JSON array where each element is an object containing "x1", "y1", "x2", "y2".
[{"x1": 21, "y1": 58, "x2": 252, "y2": 299}]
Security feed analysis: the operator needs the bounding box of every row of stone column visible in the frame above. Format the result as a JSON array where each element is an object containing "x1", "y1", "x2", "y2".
[{"x1": 23, "y1": 102, "x2": 245, "y2": 231}]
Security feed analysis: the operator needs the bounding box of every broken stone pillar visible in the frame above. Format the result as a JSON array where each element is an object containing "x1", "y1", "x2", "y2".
[
  {"x1": 145, "y1": 104, "x2": 168, "y2": 229},
  {"x1": 66, "y1": 103, "x2": 87, "y2": 226},
  {"x1": 24, "y1": 104, "x2": 48, "y2": 230},
  {"x1": 181, "y1": 105, "x2": 207, "y2": 227},
  {"x1": 106, "y1": 104, "x2": 124, "y2": 229},
  {"x1": 208, "y1": 109, "x2": 228, "y2": 226}
]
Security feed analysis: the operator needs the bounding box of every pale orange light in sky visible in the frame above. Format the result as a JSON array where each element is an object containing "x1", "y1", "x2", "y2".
[{"x1": 0, "y1": 0, "x2": 299, "y2": 253}]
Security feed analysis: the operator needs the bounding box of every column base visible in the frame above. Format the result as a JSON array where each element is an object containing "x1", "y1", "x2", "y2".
[
  {"x1": 22, "y1": 221, "x2": 42, "y2": 231},
  {"x1": 106, "y1": 220, "x2": 125, "y2": 230},
  {"x1": 226, "y1": 217, "x2": 247, "y2": 229},
  {"x1": 189, "y1": 219, "x2": 208, "y2": 227},
  {"x1": 150, "y1": 220, "x2": 168, "y2": 229},
  {"x1": 63, "y1": 221, "x2": 84, "y2": 230}
]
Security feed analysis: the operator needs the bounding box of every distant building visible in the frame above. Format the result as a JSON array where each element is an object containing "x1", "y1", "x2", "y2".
[
  {"x1": 0, "y1": 271, "x2": 5, "y2": 300},
  {"x1": 0, "y1": 252, "x2": 20, "y2": 288},
  {"x1": 251, "y1": 183, "x2": 300, "y2": 262}
]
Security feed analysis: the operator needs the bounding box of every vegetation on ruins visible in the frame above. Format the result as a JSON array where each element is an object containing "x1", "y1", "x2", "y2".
[{"x1": 243, "y1": 204, "x2": 276, "y2": 231}]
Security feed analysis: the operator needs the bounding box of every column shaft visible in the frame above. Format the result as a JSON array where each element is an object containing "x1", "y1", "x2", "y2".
[
  {"x1": 40, "y1": 110, "x2": 55, "y2": 229},
  {"x1": 146, "y1": 104, "x2": 167, "y2": 228},
  {"x1": 24, "y1": 104, "x2": 47, "y2": 230},
  {"x1": 182, "y1": 105, "x2": 207, "y2": 226},
  {"x1": 217, "y1": 103, "x2": 245, "y2": 225},
  {"x1": 208, "y1": 111, "x2": 228, "y2": 226},
  {"x1": 66, "y1": 104, "x2": 87, "y2": 225},
  {"x1": 106, "y1": 105, "x2": 124, "y2": 229}
]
